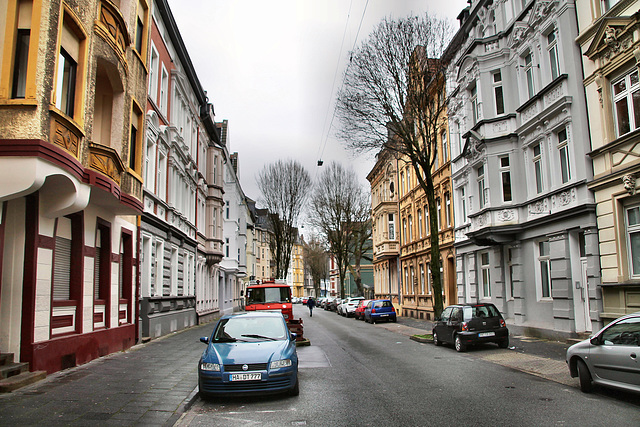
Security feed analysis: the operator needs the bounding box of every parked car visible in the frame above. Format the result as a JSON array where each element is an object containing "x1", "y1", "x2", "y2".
[
  {"x1": 198, "y1": 312, "x2": 299, "y2": 399},
  {"x1": 302, "y1": 297, "x2": 309, "y2": 306},
  {"x1": 432, "y1": 303, "x2": 509, "y2": 352},
  {"x1": 364, "y1": 299, "x2": 397, "y2": 323},
  {"x1": 566, "y1": 311, "x2": 640, "y2": 394},
  {"x1": 330, "y1": 298, "x2": 344, "y2": 312},
  {"x1": 323, "y1": 297, "x2": 334, "y2": 310},
  {"x1": 341, "y1": 297, "x2": 365, "y2": 317},
  {"x1": 354, "y1": 299, "x2": 372, "y2": 320}
]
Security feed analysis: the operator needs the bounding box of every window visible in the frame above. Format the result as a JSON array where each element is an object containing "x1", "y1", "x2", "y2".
[
  {"x1": 442, "y1": 131, "x2": 449, "y2": 163},
  {"x1": 600, "y1": 317, "x2": 640, "y2": 345},
  {"x1": 500, "y1": 156, "x2": 512, "y2": 202},
  {"x1": 558, "y1": 128, "x2": 571, "y2": 184},
  {"x1": 129, "y1": 102, "x2": 143, "y2": 173},
  {"x1": 408, "y1": 215, "x2": 413, "y2": 241},
  {"x1": 602, "y1": 0, "x2": 620, "y2": 12},
  {"x1": 420, "y1": 264, "x2": 425, "y2": 294},
  {"x1": 477, "y1": 164, "x2": 487, "y2": 209},
  {"x1": 538, "y1": 240, "x2": 551, "y2": 299},
  {"x1": 524, "y1": 52, "x2": 535, "y2": 99},
  {"x1": 471, "y1": 84, "x2": 479, "y2": 124},
  {"x1": 53, "y1": 217, "x2": 73, "y2": 301},
  {"x1": 225, "y1": 238, "x2": 230, "y2": 258},
  {"x1": 400, "y1": 172, "x2": 405, "y2": 196},
  {"x1": 612, "y1": 68, "x2": 640, "y2": 137},
  {"x1": 225, "y1": 200, "x2": 230, "y2": 219},
  {"x1": 533, "y1": 143, "x2": 544, "y2": 194},
  {"x1": 417, "y1": 210, "x2": 423, "y2": 238},
  {"x1": 154, "y1": 239, "x2": 164, "y2": 297},
  {"x1": 427, "y1": 263, "x2": 432, "y2": 294},
  {"x1": 493, "y1": 71, "x2": 504, "y2": 115},
  {"x1": 148, "y1": 44, "x2": 158, "y2": 102},
  {"x1": 157, "y1": 151, "x2": 166, "y2": 199},
  {"x1": 170, "y1": 247, "x2": 178, "y2": 295},
  {"x1": 135, "y1": 0, "x2": 148, "y2": 55},
  {"x1": 437, "y1": 199, "x2": 442, "y2": 230},
  {"x1": 425, "y1": 206, "x2": 430, "y2": 236},
  {"x1": 388, "y1": 213, "x2": 395, "y2": 240},
  {"x1": 459, "y1": 186, "x2": 467, "y2": 224},
  {"x1": 445, "y1": 193, "x2": 451, "y2": 228},
  {"x1": 12, "y1": 27, "x2": 30, "y2": 99},
  {"x1": 547, "y1": 29, "x2": 560, "y2": 80},
  {"x1": 625, "y1": 205, "x2": 640, "y2": 278},
  {"x1": 160, "y1": 65, "x2": 168, "y2": 116},
  {"x1": 144, "y1": 137, "x2": 156, "y2": 190},
  {"x1": 480, "y1": 252, "x2": 491, "y2": 298},
  {"x1": 55, "y1": 48, "x2": 77, "y2": 116},
  {"x1": 402, "y1": 218, "x2": 407, "y2": 243}
]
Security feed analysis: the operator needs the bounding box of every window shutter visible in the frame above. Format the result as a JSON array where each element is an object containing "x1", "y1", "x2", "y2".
[{"x1": 53, "y1": 236, "x2": 71, "y2": 300}]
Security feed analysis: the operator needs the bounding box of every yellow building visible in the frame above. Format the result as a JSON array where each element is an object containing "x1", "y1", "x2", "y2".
[{"x1": 0, "y1": 0, "x2": 149, "y2": 374}]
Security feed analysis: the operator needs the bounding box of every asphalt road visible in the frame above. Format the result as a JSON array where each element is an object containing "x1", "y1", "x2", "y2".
[{"x1": 176, "y1": 306, "x2": 640, "y2": 426}]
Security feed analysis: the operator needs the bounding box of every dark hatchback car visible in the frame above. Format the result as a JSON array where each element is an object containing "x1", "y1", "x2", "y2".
[{"x1": 432, "y1": 303, "x2": 509, "y2": 352}]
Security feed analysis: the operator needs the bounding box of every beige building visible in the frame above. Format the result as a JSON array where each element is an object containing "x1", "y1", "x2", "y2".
[
  {"x1": 576, "y1": 0, "x2": 640, "y2": 321},
  {"x1": 0, "y1": 0, "x2": 149, "y2": 374},
  {"x1": 367, "y1": 148, "x2": 401, "y2": 308}
]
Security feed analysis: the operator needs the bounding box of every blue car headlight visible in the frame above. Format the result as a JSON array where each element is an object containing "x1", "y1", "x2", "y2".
[
  {"x1": 269, "y1": 359, "x2": 292, "y2": 369},
  {"x1": 200, "y1": 362, "x2": 221, "y2": 371}
]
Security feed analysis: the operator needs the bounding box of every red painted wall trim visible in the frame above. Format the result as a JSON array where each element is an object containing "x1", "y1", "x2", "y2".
[
  {"x1": 0, "y1": 202, "x2": 6, "y2": 308},
  {"x1": 20, "y1": 193, "x2": 38, "y2": 366},
  {"x1": 30, "y1": 324, "x2": 135, "y2": 374}
]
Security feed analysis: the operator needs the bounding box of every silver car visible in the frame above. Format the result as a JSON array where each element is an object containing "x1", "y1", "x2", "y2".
[{"x1": 566, "y1": 311, "x2": 640, "y2": 394}]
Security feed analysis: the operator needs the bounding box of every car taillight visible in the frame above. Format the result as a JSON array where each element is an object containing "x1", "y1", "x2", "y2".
[
  {"x1": 500, "y1": 319, "x2": 506, "y2": 328},
  {"x1": 391, "y1": 306, "x2": 396, "y2": 312},
  {"x1": 461, "y1": 322, "x2": 469, "y2": 331},
  {"x1": 372, "y1": 308, "x2": 376, "y2": 314}
]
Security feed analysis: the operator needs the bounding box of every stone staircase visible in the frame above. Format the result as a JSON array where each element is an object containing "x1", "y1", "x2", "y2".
[{"x1": 0, "y1": 353, "x2": 46, "y2": 393}]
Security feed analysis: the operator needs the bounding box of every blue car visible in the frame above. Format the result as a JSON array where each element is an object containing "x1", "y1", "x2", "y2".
[
  {"x1": 364, "y1": 299, "x2": 397, "y2": 323},
  {"x1": 198, "y1": 312, "x2": 299, "y2": 398}
]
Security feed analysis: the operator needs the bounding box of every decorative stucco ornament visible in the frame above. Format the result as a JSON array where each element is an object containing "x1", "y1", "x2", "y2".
[{"x1": 622, "y1": 173, "x2": 636, "y2": 195}]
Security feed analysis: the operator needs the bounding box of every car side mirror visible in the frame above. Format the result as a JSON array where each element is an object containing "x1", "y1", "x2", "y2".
[
  {"x1": 589, "y1": 336, "x2": 600, "y2": 346},
  {"x1": 290, "y1": 332, "x2": 297, "y2": 340},
  {"x1": 200, "y1": 337, "x2": 209, "y2": 344}
]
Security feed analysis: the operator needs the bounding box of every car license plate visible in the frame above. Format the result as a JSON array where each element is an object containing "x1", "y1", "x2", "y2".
[
  {"x1": 230, "y1": 373, "x2": 261, "y2": 381},
  {"x1": 478, "y1": 332, "x2": 495, "y2": 338},
  {"x1": 380, "y1": 314, "x2": 389, "y2": 317}
]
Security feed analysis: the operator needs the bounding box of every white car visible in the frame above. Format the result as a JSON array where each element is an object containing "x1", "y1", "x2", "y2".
[
  {"x1": 566, "y1": 311, "x2": 640, "y2": 394},
  {"x1": 339, "y1": 297, "x2": 364, "y2": 317}
]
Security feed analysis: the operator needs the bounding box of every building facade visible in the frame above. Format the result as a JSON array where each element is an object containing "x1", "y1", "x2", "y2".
[
  {"x1": 576, "y1": 0, "x2": 640, "y2": 321},
  {"x1": 447, "y1": 0, "x2": 601, "y2": 338},
  {"x1": 139, "y1": 0, "x2": 222, "y2": 339},
  {"x1": 0, "y1": 0, "x2": 149, "y2": 373},
  {"x1": 367, "y1": 148, "x2": 401, "y2": 308}
]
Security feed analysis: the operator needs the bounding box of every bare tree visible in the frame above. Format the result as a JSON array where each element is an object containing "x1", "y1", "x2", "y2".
[
  {"x1": 302, "y1": 234, "x2": 328, "y2": 297},
  {"x1": 346, "y1": 196, "x2": 372, "y2": 297},
  {"x1": 257, "y1": 159, "x2": 312, "y2": 279},
  {"x1": 336, "y1": 14, "x2": 455, "y2": 317},
  {"x1": 309, "y1": 162, "x2": 371, "y2": 298}
]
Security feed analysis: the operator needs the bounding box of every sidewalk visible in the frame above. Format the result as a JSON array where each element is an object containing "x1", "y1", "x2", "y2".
[
  {"x1": 0, "y1": 322, "x2": 214, "y2": 426},
  {"x1": 382, "y1": 316, "x2": 578, "y2": 387}
]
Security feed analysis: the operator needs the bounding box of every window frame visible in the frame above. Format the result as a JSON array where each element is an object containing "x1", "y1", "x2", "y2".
[
  {"x1": 557, "y1": 127, "x2": 571, "y2": 184},
  {"x1": 625, "y1": 204, "x2": 640, "y2": 278},
  {"x1": 493, "y1": 70, "x2": 504, "y2": 115},
  {"x1": 524, "y1": 51, "x2": 535, "y2": 99},
  {"x1": 480, "y1": 251, "x2": 491, "y2": 299},
  {"x1": 500, "y1": 155, "x2": 512, "y2": 202},
  {"x1": 477, "y1": 164, "x2": 487, "y2": 209},
  {"x1": 612, "y1": 68, "x2": 640, "y2": 138},
  {"x1": 537, "y1": 240, "x2": 552, "y2": 300},
  {"x1": 547, "y1": 28, "x2": 560, "y2": 81},
  {"x1": 532, "y1": 143, "x2": 544, "y2": 194}
]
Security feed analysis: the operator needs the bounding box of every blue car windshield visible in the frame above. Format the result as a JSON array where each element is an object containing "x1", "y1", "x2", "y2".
[{"x1": 213, "y1": 317, "x2": 288, "y2": 342}]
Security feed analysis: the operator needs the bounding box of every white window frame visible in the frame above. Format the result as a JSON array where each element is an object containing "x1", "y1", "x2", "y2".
[
  {"x1": 160, "y1": 64, "x2": 169, "y2": 116},
  {"x1": 612, "y1": 68, "x2": 640, "y2": 138},
  {"x1": 441, "y1": 131, "x2": 448, "y2": 164},
  {"x1": 500, "y1": 155, "x2": 512, "y2": 202},
  {"x1": 437, "y1": 199, "x2": 442, "y2": 231},
  {"x1": 524, "y1": 52, "x2": 535, "y2": 99},
  {"x1": 493, "y1": 70, "x2": 504, "y2": 115},
  {"x1": 420, "y1": 264, "x2": 425, "y2": 294},
  {"x1": 445, "y1": 193, "x2": 451, "y2": 228},
  {"x1": 471, "y1": 84, "x2": 479, "y2": 125},
  {"x1": 480, "y1": 251, "x2": 491, "y2": 299},
  {"x1": 532, "y1": 143, "x2": 544, "y2": 194},
  {"x1": 148, "y1": 42, "x2": 159, "y2": 103},
  {"x1": 459, "y1": 186, "x2": 468, "y2": 224},
  {"x1": 547, "y1": 29, "x2": 560, "y2": 80},
  {"x1": 625, "y1": 204, "x2": 640, "y2": 278},
  {"x1": 477, "y1": 164, "x2": 487, "y2": 209},
  {"x1": 417, "y1": 209, "x2": 423, "y2": 239},
  {"x1": 537, "y1": 240, "x2": 552, "y2": 300},
  {"x1": 557, "y1": 127, "x2": 571, "y2": 184}
]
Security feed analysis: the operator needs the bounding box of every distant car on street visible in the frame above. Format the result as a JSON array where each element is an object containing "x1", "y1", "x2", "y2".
[
  {"x1": 354, "y1": 299, "x2": 372, "y2": 320},
  {"x1": 566, "y1": 311, "x2": 640, "y2": 394},
  {"x1": 339, "y1": 297, "x2": 364, "y2": 317},
  {"x1": 432, "y1": 303, "x2": 509, "y2": 352},
  {"x1": 364, "y1": 299, "x2": 396, "y2": 323},
  {"x1": 198, "y1": 312, "x2": 299, "y2": 399}
]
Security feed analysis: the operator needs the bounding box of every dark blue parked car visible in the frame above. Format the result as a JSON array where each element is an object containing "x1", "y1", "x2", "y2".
[
  {"x1": 198, "y1": 312, "x2": 299, "y2": 399},
  {"x1": 364, "y1": 299, "x2": 397, "y2": 323}
]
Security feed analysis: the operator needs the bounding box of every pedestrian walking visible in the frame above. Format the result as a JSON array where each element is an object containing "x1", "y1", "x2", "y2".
[{"x1": 307, "y1": 297, "x2": 316, "y2": 317}]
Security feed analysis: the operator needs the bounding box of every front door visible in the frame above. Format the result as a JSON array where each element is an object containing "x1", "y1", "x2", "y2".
[{"x1": 580, "y1": 258, "x2": 592, "y2": 333}]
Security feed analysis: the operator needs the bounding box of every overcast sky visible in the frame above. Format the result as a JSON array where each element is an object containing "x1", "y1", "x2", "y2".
[{"x1": 168, "y1": 0, "x2": 468, "y2": 211}]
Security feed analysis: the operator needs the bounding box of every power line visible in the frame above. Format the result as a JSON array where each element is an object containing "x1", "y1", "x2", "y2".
[{"x1": 317, "y1": 0, "x2": 369, "y2": 168}]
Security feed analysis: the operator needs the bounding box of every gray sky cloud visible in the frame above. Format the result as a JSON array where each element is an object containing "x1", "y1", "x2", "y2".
[{"x1": 168, "y1": 0, "x2": 468, "y2": 210}]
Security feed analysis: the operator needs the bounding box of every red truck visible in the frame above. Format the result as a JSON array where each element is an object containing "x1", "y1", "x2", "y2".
[{"x1": 244, "y1": 280, "x2": 304, "y2": 341}]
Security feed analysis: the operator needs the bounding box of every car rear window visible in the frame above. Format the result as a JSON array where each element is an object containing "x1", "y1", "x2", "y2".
[
  {"x1": 374, "y1": 300, "x2": 392, "y2": 308},
  {"x1": 470, "y1": 305, "x2": 500, "y2": 318}
]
